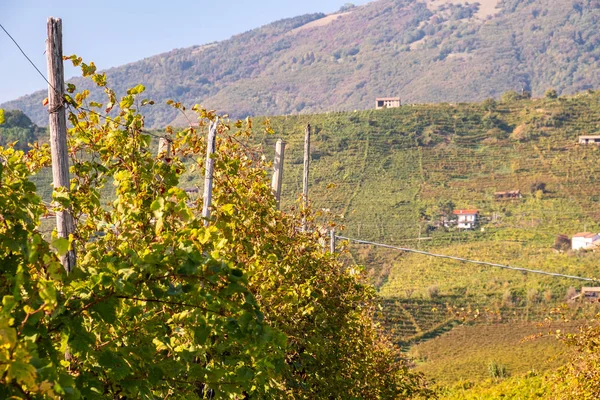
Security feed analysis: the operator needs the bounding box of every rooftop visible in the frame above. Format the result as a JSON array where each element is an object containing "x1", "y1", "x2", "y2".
[
  {"x1": 579, "y1": 135, "x2": 600, "y2": 139},
  {"x1": 573, "y1": 232, "x2": 599, "y2": 238},
  {"x1": 453, "y1": 209, "x2": 479, "y2": 215}
]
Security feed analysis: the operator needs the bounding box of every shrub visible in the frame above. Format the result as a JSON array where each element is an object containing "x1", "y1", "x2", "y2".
[
  {"x1": 502, "y1": 289, "x2": 515, "y2": 307},
  {"x1": 545, "y1": 88, "x2": 558, "y2": 99},
  {"x1": 339, "y1": 2, "x2": 355, "y2": 12},
  {"x1": 530, "y1": 181, "x2": 547, "y2": 194},
  {"x1": 565, "y1": 287, "x2": 578, "y2": 301},
  {"x1": 527, "y1": 288, "x2": 540, "y2": 304},
  {"x1": 482, "y1": 98, "x2": 497, "y2": 111},
  {"x1": 554, "y1": 234, "x2": 571, "y2": 251},
  {"x1": 487, "y1": 127, "x2": 509, "y2": 140},
  {"x1": 488, "y1": 361, "x2": 510, "y2": 379},
  {"x1": 427, "y1": 285, "x2": 440, "y2": 299},
  {"x1": 511, "y1": 124, "x2": 535, "y2": 141},
  {"x1": 501, "y1": 90, "x2": 522, "y2": 103}
]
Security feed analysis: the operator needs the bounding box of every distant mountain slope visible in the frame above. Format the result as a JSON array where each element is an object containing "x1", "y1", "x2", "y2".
[
  {"x1": 0, "y1": 110, "x2": 45, "y2": 151},
  {"x1": 2, "y1": 0, "x2": 600, "y2": 127}
]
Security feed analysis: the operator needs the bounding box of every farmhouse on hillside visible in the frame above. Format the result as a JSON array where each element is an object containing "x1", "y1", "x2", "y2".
[
  {"x1": 572, "y1": 232, "x2": 600, "y2": 250},
  {"x1": 453, "y1": 209, "x2": 479, "y2": 230},
  {"x1": 376, "y1": 97, "x2": 401, "y2": 109},
  {"x1": 578, "y1": 135, "x2": 600, "y2": 144},
  {"x1": 581, "y1": 287, "x2": 600, "y2": 302},
  {"x1": 494, "y1": 190, "x2": 522, "y2": 200}
]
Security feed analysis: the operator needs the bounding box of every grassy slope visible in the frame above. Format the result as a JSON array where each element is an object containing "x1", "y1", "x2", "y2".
[{"x1": 410, "y1": 322, "x2": 578, "y2": 385}]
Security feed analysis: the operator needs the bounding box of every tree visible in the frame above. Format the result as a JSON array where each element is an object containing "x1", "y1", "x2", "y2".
[
  {"x1": 339, "y1": 3, "x2": 356, "y2": 12},
  {"x1": 545, "y1": 88, "x2": 558, "y2": 99},
  {"x1": 530, "y1": 181, "x2": 547, "y2": 194},
  {"x1": 553, "y1": 316, "x2": 600, "y2": 398},
  {"x1": 501, "y1": 90, "x2": 522, "y2": 103}
]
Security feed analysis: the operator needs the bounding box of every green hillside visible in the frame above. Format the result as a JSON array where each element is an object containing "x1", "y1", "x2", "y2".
[
  {"x1": 244, "y1": 90, "x2": 600, "y2": 392},
  {"x1": 3, "y1": 0, "x2": 600, "y2": 127},
  {"x1": 246, "y1": 91, "x2": 600, "y2": 297},
  {"x1": 16, "y1": 88, "x2": 600, "y2": 393}
]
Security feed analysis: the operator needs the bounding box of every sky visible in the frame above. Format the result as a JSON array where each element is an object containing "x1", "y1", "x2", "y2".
[{"x1": 0, "y1": 0, "x2": 369, "y2": 104}]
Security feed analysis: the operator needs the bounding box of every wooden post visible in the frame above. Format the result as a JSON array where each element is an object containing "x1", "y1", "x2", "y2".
[
  {"x1": 202, "y1": 121, "x2": 218, "y2": 226},
  {"x1": 302, "y1": 123, "x2": 311, "y2": 231},
  {"x1": 158, "y1": 137, "x2": 172, "y2": 158},
  {"x1": 271, "y1": 139, "x2": 286, "y2": 209},
  {"x1": 47, "y1": 17, "x2": 76, "y2": 272},
  {"x1": 330, "y1": 229, "x2": 336, "y2": 254}
]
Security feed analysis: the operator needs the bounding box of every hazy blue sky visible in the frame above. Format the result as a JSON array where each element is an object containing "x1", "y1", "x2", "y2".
[{"x1": 0, "y1": 0, "x2": 369, "y2": 103}]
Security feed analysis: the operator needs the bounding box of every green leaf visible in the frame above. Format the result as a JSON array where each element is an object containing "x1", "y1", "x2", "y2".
[
  {"x1": 51, "y1": 237, "x2": 70, "y2": 256},
  {"x1": 194, "y1": 322, "x2": 211, "y2": 345},
  {"x1": 0, "y1": 322, "x2": 17, "y2": 348},
  {"x1": 38, "y1": 280, "x2": 58, "y2": 306},
  {"x1": 151, "y1": 198, "x2": 164, "y2": 212},
  {"x1": 128, "y1": 84, "x2": 145, "y2": 95},
  {"x1": 7, "y1": 360, "x2": 37, "y2": 387},
  {"x1": 120, "y1": 96, "x2": 134, "y2": 109},
  {"x1": 92, "y1": 73, "x2": 107, "y2": 87},
  {"x1": 0, "y1": 109, "x2": 4, "y2": 125},
  {"x1": 1, "y1": 296, "x2": 16, "y2": 314},
  {"x1": 221, "y1": 204, "x2": 236, "y2": 215},
  {"x1": 81, "y1": 62, "x2": 97, "y2": 77},
  {"x1": 92, "y1": 298, "x2": 118, "y2": 323}
]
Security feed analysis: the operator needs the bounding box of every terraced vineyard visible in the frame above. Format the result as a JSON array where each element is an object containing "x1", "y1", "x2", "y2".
[
  {"x1": 250, "y1": 93, "x2": 600, "y2": 391},
  {"x1": 242, "y1": 92, "x2": 600, "y2": 301},
  {"x1": 376, "y1": 297, "x2": 598, "y2": 346},
  {"x1": 375, "y1": 298, "x2": 457, "y2": 346},
  {"x1": 410, "y1": 321, "x2": 582, "y2": 385}
]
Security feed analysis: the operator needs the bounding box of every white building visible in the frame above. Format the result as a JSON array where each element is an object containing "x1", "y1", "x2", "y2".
[
  {"x1": 572, "y1": 232, "x2": 600, "y2": 250},
  {"x1": 453, "y1": 210, "x2": 479, "y2": 230},
  {"x1": 375, "y1": 97, "x2": 401, "y2": 109},
  {"x1": 579, "y1": 135, "x2": 600, "y2": 144}
]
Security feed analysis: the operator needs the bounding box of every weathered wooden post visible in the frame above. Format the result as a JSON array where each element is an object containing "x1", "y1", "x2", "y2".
[
  {"x1": 158, "y1": 137, "x2": 172, "y2": 158},
  {"x1": 47, "y1": 17, "x2": 76, "y2": 272},
  {"x1": 202, "y1": 121, "x2": 218, "y2": 226},
  {"x1": 271, "y1": 139, "x2": 286, "y2": 209},
  {"x1": 302, "y1": 123, "x2": 311, "y2": 231},
  {"x1": 330, "y1": 229, "x2": 336, "y2": 254}
]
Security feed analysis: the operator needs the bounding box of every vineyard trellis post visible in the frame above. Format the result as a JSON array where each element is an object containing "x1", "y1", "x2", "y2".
[
  {"x1": 271, "y1": 139, "x2": 286, "y2": 209},
  {"x1": 302, "y1": 123, "x2": 311, "y2": 231},
  {"x1": 202, "y1": 121, "x2": 218, "y2": 226},
  {"x1": 158, "y1": 137, "x2": 172, "y2": 159},
  {"x1": 47, "y1": 17, "x2": 76, "y2": 273},
  {"x1": 330, "y1": 229, "x2": 336, "y2": 254}
]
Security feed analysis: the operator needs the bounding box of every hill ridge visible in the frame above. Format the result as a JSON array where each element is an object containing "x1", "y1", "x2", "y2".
[{"x1": 2, "y1": 0, "x2": 600, "y2": 130}]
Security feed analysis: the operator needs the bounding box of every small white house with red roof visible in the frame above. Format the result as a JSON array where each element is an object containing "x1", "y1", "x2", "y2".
[
  {"x1": 572, "y1": 232, "x2": 600, "y2": 250},
  {"x1": 453, "y1": 209, "x2": 479, "y2": 230}
]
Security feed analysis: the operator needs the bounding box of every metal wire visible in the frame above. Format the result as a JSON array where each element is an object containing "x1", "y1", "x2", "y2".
[{"x1": 336, "y1": 235, "x2": 600, "y2": 283}]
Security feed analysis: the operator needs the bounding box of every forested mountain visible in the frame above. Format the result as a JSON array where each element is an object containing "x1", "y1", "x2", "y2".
[
  {"x1": 2, "y1": 0, "x2": 600, "y2": 127},
  {"x1": 0, "y1": 110, "x2": 45, "y2": 150}
]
